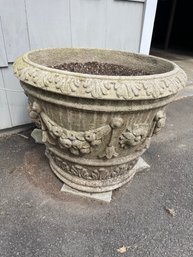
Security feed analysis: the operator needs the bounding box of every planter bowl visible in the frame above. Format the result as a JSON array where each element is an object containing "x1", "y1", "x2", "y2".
[{"x1": 13, "y1": 48, "x2": 187, "y2": 192}]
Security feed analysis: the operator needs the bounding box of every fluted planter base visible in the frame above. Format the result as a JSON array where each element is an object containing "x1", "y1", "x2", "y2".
[
  {"x1": 60, "y1": 157, "x2": 150, "y2": 201},
  {"x1": 45, "y1": 147, "x2": 143, "y2": 192}
]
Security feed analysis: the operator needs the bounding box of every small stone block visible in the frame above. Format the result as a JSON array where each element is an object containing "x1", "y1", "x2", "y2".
[
  {"x1": 61, "y1": 184, "x2": 112, "y2": 203},
  {"x1": 31, "y1": 128, "x2": 43, "y2": 144},
  {"x1": 135, "y1": 157, "x2": 150, "y2": 173}
]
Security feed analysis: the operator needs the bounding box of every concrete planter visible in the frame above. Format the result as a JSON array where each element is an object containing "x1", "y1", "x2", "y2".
[{"x1": 13, "y1": 48, "x2": 187, "y2": 192}]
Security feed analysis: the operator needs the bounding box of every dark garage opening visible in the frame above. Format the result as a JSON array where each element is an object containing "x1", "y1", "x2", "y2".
[{"x1": 151, "y1": 0, "x2": 193, "y2": 54}]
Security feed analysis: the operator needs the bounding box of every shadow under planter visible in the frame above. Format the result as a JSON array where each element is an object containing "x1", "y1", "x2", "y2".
[{"x1": 13, "y1": 48, "x2": 187, "y2": 194}]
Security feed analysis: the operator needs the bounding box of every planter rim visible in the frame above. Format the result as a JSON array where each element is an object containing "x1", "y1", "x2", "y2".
[
  {"x1": 13, "y1": 47, "x2": 187, "y2": 100},
  {"x1": 17, "y1": 47, "x2": 182, "y2": 79}
]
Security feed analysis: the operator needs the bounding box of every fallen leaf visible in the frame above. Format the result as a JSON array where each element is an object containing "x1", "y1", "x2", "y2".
[
  {"x1": 165, "y1": 207, "x2": 176, "y2": 217},
  {"x1": 117, "y1": 246, "x2": 127, "y2": 254}
]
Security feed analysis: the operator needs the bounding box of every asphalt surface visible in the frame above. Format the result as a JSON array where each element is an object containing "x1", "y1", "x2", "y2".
[{"x1": 0, "y1": 97, "x2": 193, "y2": 257}]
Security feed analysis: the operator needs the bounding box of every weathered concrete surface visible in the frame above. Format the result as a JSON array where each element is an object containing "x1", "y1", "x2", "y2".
[
  {"x1": 151, "y1": 49, "x2": 193, "y2": 86},
  {"x1": 151, "y1": 49, "x2": 193, "y2": 101},
  {"x1": 13, "y1": 48, "x2": 187, "y2": 193},
  {"x1": 61, "y1": 184, "x2": 113, "y2": 203},
  {"x1": 0, "y1": 97, "x2": 193, "y2": 257},
  {"x1": 31, "y1": 128, "x2": 43, "y2": 144},
  {"x1": 60, "y1": 158, "x2": 150, "y2": 202}
]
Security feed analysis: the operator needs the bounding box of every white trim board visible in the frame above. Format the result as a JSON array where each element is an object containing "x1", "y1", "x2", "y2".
[
  {"x1": 139, "y1": 0, "x2": 158, "y2": 54},
  {"x1": 115, "y1": 0, "x2": 145, "y2": 3},
  {"x1": 0, "y1": 17, "x2": 8, "y2": 67}
]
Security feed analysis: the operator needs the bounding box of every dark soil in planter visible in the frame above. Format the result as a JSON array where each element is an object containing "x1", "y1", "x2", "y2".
[{"x1": 50, "y1": 62, "x2": 150, "y2": 76}]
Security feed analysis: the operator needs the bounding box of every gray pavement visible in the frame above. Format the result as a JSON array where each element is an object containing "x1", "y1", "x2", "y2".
[{"x1": 0, "y1": 97, "x2": 193, "y2": 257}]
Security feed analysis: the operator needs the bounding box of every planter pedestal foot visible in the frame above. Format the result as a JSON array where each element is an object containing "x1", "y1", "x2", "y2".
[
  {"x1": 60, "y1": 157, "x2": 150, "y2": 202},
  {"x1": 61, "y1": 184, "x2": 113, "y2": 203}
]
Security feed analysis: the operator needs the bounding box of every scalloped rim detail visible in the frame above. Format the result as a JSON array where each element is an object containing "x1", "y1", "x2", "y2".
[{"x1": 13, "y1": 48, "x2": 187, "y2": 100}]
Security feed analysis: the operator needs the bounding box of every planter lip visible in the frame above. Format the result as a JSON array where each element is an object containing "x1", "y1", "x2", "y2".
[
  {"x1": 19, "y1": 47, "x2": 181, "y2": 79},
  {"x1": 13, "y1": 47, "x2": 187, "y2": 100}
]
